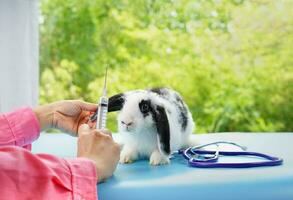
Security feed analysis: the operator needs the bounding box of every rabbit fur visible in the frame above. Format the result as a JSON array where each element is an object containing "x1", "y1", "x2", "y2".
[{"x1": 108, "y1": 87, "x2": 195, "y2": 165}]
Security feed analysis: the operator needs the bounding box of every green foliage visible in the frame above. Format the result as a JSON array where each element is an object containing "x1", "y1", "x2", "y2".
[{"x1": 40, "y1": 0, "x2": 293, "y2": 133}]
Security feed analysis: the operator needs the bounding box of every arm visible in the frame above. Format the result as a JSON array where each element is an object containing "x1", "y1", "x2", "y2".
[
  {"x1": 0, "y1": 107, "x2": 40, "y2": 149},
  {"x1": 0, "y1": 100, "x2": 96, "y2": 149},
  {"x1": 0, "y1": 146, "x2": 97, "y2": 200},
  {"x1": 0, "y1": 105, "x2": 96, "y2": 199},
  {"x1": 0, "y1": 125, "x2": 119, "y2": 199},
  {"x1": 0, "y1": 101, "x2": 120, "y2": 199}
]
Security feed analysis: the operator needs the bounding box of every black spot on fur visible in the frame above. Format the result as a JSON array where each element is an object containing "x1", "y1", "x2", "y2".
[
  {"x1": 108, "y1": 93, "x2": 125, "y2": 112},
  {"x1": 149, "y1": 88, "x2": 167, "y2": 97},
  {"x1": 179, "y1": 111, "x2": 188, "y2": 131},
  {"x1": 150, "y1": 88, "x2": 189, "y2": 132},
  {"x1": 150, "y1": 105, "x2": 171, "y2": 155},
  {"x1": 175, "y1": 95, "x2": 188, "y2": 131}
]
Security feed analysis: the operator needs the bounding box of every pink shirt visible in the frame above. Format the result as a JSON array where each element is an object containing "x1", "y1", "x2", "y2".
[{"x1": 0, "y1": 107, "x2": 97, "y2": 200}]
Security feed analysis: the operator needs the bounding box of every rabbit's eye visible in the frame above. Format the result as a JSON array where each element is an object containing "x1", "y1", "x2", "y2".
[
  {"x1": 139, "y1": 100, "x2": 151, "y2": 115},
  {"x1": 141, "y1": 104, "x2": 149, "y2": 113}
]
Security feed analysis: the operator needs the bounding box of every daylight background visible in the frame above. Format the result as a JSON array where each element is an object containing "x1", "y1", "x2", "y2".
[{"x1": 39, "y1": 0, "x2": 293, "y2": 133}]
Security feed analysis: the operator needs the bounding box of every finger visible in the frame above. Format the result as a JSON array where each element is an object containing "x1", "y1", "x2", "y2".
[
  {"x1": 78, "y1": 101, "x2": 98, "y2": 112},
  {"x1": 78, "y1": 124, "x2": 91, "y2": 136},
  {"x1": 100, "y1": 129, "x2": 113, "y2": 139},
  {"x1": 89, "y1": 111, "x2": 98, "y2": 122},
  {"x1": 79, "y1": 112, "x2": 92, "y2": 124},
  {"x1": 87, "y1": 120, "x2": 96, "y2": 129}
]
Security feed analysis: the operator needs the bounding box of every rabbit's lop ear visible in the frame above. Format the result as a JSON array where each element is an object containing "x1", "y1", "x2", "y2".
[
  {"x1": 108, "y1": 93, "x2": 125, "y2": 112},
  {"x1": 152, "y1": 105, "x2": 171, "y2": 155}
]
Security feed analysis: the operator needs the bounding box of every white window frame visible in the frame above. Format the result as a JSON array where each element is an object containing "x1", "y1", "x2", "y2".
[{"x1": 0, "y1": 0, "x2": 39, "y2": 112}]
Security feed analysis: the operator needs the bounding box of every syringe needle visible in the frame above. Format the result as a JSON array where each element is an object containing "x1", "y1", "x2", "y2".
[{"x1": 103, "y1": 66, "x2": 108, "y2": 96}]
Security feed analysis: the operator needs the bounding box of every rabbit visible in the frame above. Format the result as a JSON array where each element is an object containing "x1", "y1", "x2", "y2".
[{"x1": 107, "y1": 87, "x2": 195, "y2": 165}]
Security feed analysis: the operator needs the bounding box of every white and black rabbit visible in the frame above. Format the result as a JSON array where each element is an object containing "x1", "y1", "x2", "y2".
[{"x1": 107, "y1": 87, "x2": 195, "y2": 165}]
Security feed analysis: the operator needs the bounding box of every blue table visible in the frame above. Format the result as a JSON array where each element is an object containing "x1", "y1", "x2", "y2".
[{"x1": 32, "y1": 133, "x2": 293, "y2": 200}]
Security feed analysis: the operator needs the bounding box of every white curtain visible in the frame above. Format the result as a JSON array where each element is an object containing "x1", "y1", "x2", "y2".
[{"x1": 0, "y1": 0, "x2": 39, "y2": 113}]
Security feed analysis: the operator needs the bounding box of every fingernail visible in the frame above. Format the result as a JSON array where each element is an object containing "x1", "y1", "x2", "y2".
[
  {"x1": 78, "y1": 124, "x2": 90, "y2": 132},
  {"x1": 101, "y1": 130, "x2": 113, "y2": 138}
]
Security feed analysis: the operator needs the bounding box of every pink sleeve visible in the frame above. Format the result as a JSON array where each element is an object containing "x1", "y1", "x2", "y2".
[
  {"x1": 0, "y1": 108, "x2": 98, "y2": 199},
  {"x1": 0, "y1": 107, "x2": 40, "y2": 149},
  {"x1": 0, "y1": 146, "x2": 98, "y2": 200}
]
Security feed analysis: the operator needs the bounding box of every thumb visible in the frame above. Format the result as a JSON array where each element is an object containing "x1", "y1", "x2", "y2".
[{"x1": 78, "y1": 124, "x2": 91, "y2": 136}]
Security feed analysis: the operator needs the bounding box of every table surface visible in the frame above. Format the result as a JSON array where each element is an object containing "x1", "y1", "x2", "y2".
[{"x1": 32, "y1": 132, "x2": 293, "y2": 200}]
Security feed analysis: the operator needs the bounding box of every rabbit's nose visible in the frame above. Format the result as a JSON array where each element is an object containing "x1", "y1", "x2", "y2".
[{"x1": 121, "y1": 120, "x2": 133, "y2": 126}]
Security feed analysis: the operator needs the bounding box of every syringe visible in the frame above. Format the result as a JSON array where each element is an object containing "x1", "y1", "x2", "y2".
[{"x1": 94, "y1": 67, "x2": 109, "y2": 130}]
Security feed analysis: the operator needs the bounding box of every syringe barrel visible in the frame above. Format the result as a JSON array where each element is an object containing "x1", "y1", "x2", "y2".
[{"x1": 96, "y1": 96, "x2": 108, "y2": 130}]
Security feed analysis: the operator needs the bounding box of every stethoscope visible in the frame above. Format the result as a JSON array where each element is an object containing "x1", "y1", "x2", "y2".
[{"x1": 173, "y1": 142, "x2": 283, "y2": 168}]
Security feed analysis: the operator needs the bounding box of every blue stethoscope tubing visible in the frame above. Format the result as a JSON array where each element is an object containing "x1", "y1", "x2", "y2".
[{"x1": 177, "y1": 142, "x2": 283, "y2": 168}]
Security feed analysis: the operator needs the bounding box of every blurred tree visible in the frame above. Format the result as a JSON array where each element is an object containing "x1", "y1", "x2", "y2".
[{"x1": 40, "y1": 0, "x2": 293, "y2": 133}]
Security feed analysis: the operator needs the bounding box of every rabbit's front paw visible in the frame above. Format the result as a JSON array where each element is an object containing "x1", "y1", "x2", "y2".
[
  {"x1": 119, "y1": 147, "x2": 137, "y2": 164},
  {"x1": 149, "y1": 150, "x2": 170, "y2": 165}
]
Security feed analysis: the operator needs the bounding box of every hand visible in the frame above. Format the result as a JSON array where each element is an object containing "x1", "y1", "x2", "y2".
[
  {"x1": 77, "y1": 124, "x2": 120, "y2": 182},
  {"x1": 33, "y1": 100, "x2": 97, "y2": 135}
]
